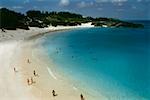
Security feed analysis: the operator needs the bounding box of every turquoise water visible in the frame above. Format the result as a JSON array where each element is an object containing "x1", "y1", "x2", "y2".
[{"x1": 43, "y1": 21, "x2": 150, "y2": 100}]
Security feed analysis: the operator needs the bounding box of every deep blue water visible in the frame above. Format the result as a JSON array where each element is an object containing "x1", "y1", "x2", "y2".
[{"x1": 43, "y1": 21, "x2": 150, "y2": 100}]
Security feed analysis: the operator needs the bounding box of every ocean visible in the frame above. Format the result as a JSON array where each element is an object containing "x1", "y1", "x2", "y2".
[{"x1": 43, "y1": 21, "x2": 150, "y2": 100}]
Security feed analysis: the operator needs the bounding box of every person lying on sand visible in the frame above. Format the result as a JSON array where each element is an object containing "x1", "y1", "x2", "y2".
[
  {"x1": 52, "y1": 90, "x2": 58, "y2": 97},
  {"x1": 80, "y1": 94, "x2": 85, "y2": 100}
]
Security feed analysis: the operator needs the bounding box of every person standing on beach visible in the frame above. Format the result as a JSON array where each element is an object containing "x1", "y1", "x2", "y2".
[
  {"x1": 1, "y1": 28, "x2": 5, "y2": 32},
  {"x1": 34, "y1": 70, "x2": 36, "y2": 76},
  {"x1": 80, "y1": 94, "x2": 85, "y2": 100},
  {"x1": 27, "y1": 59, "x2": 31, "y2": 64},
  {"x1": 31, "y1": 77, "x2": 35, "y2": 84},
  {"x1": 13, "y1": 67, "x2": 18, "y2": 72},
  {"x1": 33, "y1": 70, "x2": 38, "y2": 77},
  {"x1": 52, "y1": 90, "x2": 58, "y2": 97},
  {"x1": 27, "y1": 79, "x2": 30, "y2": 85}
]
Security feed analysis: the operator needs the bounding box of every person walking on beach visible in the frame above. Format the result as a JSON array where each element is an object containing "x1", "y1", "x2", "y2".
[
  {"x1": 52, "y1": 90, "x2": 58, "y2": 97},
  {"x1": 33, "y1": 70, "x2": 38, "y2": 77},
  {"x1": 80, "y1": 94, "x2": 85, "y2": 100},
  {"x1": 13, "y1": 67, "x2": 18, "y2": 73}
]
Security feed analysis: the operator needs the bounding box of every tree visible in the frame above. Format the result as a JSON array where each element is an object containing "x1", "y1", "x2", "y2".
[{"x1": 0, "y1": 8, "x2": 29, "y2": 30}]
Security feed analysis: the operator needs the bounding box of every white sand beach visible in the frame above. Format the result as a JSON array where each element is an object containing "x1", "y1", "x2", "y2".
[
  {"x1": 0, "y1": 23, "x2": 102, "y2": 100},
  {"x1": 0, "y1": 22, "x2": 94, "y2": 42}
]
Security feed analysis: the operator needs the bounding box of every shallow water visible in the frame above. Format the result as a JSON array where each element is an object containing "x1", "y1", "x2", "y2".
[{"x1": 43, "y1": 21, "x2": 150, "y2": 100}]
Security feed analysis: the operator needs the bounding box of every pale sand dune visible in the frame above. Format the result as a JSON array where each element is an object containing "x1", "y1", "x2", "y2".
[{"x1": 0, "y1": 23, "x2": 106, "y2": 100}]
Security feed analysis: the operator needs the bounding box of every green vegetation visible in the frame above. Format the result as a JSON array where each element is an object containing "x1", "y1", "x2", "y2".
[
  {"x1": 0, "y1": 8, "x2": 29, "y2": 30},
  {"x1": 26, "y1": 10, "x2": 89, "y2": 27},
  {"x1": 0, "y1": 8, "x2": 144, "y2": 30},
  {"x1": 92, "y1": 17, "x2": 144, "y2": 28}
]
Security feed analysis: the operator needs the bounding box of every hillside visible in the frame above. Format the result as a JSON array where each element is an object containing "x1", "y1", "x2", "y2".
[{"x1": 0, "y1": 8, "x2": 144, "y2": 30}]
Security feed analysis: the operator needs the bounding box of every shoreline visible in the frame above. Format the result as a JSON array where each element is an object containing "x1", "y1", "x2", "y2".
[
  {"x1": 0, "y1": 22, "x2": 94, "y2": 42},
  {"x1": 0, "y1": 23, "x2": 96, "y2": 100},
  {"x1": 0, "y1": 23, "x2": 147, "y2": 100},
  {"x1": 17, "y1": 38, "x2": 82, "y2": 100}
]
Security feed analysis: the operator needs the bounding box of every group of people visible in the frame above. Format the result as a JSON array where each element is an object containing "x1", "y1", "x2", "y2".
[
  {"x1": 52, "y1": 90, "x2": 85, "y2": 100},
  {"x1": 27, "y1": 70, "x2": 38, "y2": 85},
  {"x1": 26, "y1": 59, "x2": 38, "y2": 85},
  {"x1": 14, "y1": 59, "x2": 85, "y2": 100},
  {"x1": 27, "y1": 77, "x2": 35, "y2": 85}
]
